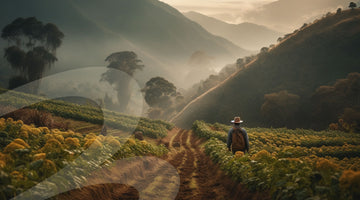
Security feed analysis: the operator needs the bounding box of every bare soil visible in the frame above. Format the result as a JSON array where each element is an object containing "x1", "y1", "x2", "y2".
[{"x1": 55, "y1": 128, "x2": 270, "y2": 200}]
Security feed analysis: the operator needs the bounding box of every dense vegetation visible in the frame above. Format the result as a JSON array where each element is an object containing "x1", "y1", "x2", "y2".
[
  {"x1": 1, "y1": 17, "x2": 64, "y2": 91},
  {"x1": 184, "y1": 55, "x2": 256, "y2": 104},
  {"x1": 192, "y1": 120, "x2": 360, "y2": 199},
  {"x1": 0, "y1": 0, "x2": 249, "y2": 92},
  {"x1": 0, "y1": 118, "x2": 168, "y2": 199},
  {"x1": 0, "y1": 86, "x2": 176, "y2": 199},
  {"x1": 174, "y1": 9, "x2": 360, "y2": 131},
  {"x1": 0, "y1": 88, "x2": 174, "y2": 139}
]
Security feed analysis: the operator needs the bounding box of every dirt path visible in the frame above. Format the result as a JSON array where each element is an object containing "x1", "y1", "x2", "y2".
[
  {"x1": 57, "y1": 128, "x2": 267, "y2": 199},
  {"x1": 160, "y1": 128, "x2": 236, "y2": 199}
]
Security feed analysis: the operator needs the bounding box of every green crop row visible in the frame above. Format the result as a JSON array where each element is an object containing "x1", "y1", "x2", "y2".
[
  {"x1": 205, "y1": 138, "x2": 358, "y2": 200},
  {"x1": 0, "y1": 89, "x2": 174, "y2": 138},
  {"x1": 0, "y1": 118, "x2": 168, "y2": 199},
  {"x1": 196, "y1": 121, "x2": 360, "y2": 199},
  {"x1": 192, "y1": 120, "x2": 227, "y2": 142}
]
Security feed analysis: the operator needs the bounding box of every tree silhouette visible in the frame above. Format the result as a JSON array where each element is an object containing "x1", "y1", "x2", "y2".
[
  {"x1": 142, "y1": 77, "x2": 177, "y2": 109},
  {"x1": 103, "y1": 51, "x2": 144, "y2": 77},
  {"x1": 349, "y1": 2, "x2": 357, "y2": 9},
  {"x1": 336, "y1": 8, "x2": 342, "y2": 14},
  {"x1": 101, "y1": 51, "x2": 144, "y2": 112},
  {"x1": 1, "y1": 17, "x2": 64, "y2": 93}
]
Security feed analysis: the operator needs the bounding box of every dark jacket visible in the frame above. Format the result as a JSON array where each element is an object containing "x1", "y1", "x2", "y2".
[{"x1": 227, "y1": 125, "x2": 249, "y2": 152}]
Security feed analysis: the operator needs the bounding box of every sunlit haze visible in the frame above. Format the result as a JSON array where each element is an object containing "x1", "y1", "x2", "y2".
[
  {"x1": 161, "y1": 0, "x2": 347, "y2": 32},
  {"x1": 161, "y1": 0, "x2": 276, "y2": 23}
]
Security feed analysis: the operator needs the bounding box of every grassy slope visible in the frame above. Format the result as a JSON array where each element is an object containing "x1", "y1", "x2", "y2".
[{"x1": 174, "y1": 9, "x2": 360, "y2": 129}]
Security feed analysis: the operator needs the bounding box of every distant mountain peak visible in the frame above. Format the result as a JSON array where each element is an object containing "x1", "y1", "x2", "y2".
[
  {"x1": 0, "y1": 0, "x2": 251, "y2": 89},
  {"x1": 184, "y1": 11, "x2": 283, "y2": 51},
  {"x1": 174, "y1": 9, "x2": 360, "y2": 129}
]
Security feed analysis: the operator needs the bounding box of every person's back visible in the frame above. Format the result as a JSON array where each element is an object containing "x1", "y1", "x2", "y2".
[{"x1": 227, "y1": 117, "x2": 249, "y2": 154}]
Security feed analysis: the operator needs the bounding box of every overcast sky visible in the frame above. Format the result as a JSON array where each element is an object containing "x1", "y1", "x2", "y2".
[{"x1": 161, "y1": 0, "x2": 347, "y2": 32}]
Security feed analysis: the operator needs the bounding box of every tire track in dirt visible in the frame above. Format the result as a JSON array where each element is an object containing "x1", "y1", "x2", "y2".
[
  {"x1": 56, "y1": 156, "x2": 179, "y2": 200},
  {"x1": 56, "y1": 128, "x2": 269, "y2": 200},
  {"x1": 165, "y1": 129, "x2": 269, "y2": 200},
  {"x1": 171, "y1": 130, "x2": 230, "y2": 199}
]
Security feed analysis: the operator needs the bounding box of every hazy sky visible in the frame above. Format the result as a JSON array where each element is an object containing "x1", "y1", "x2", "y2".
[
  {"x1": 161, "y1": 0, "x2": 277, "y2": 22},
  {"x1": 161, "y1": 0, "x2": 347, "y2": 32}
]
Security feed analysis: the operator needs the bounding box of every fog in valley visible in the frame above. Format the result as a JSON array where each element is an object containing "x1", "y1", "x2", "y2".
[{"x1": 0, "y1": 0, "x2": 348, "y2": 120}]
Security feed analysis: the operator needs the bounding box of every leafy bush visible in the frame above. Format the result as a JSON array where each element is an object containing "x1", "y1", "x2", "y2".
[
  {"x1": 199, "y1": 121, "x2": 360, "y2": 200},
  {"x1": 0, "y1": 118, "x2": 168, "y2": 199}
]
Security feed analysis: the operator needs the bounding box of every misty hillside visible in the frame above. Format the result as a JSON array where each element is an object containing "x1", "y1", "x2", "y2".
[
  {"x1": 184, "y1": 11, "x2": 283, "y2": 51},
  {"x1": 243, "y1": 0, "x2": 347, "y2": 32},
  {"x1": 173, "y1": 9, "x2": 360, "y2": 129},
  {"x1": 0, "y1": 0, "x2": 250, "y2": 88}
]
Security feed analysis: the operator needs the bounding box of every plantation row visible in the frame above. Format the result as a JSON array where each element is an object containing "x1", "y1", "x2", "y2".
[
  {"x1": 192, "y1": 120, "x2": 360, "y2": 200},
  {"x1": 0, "y1": 118, "x2": 168, "y2": 199},
  {"x1": 192, "y1": 121, "x2": 360, "y2": 158},
  {"x1": 0, "y1": 88, "x2": 174, "y2": 138}
]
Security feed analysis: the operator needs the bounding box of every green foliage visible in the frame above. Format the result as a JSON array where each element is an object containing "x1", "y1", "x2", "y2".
[
  {"x1": 313, "y1": 73, "x2": 360, "y2": 132},
  {"x1": 142, "y1": 76, "x2": 177, "y2": 108},
  {"x1": 192, "y1": 120, "x2": 227, "y2": 142},
  {"x1": 197, "y1": 121, "x2": 360, "y2": 200},
  {"x1": 184, "y1": 55, "x2": 255, "y2": 106},
  {"x1": 142, "y1": 77, "x2": 185, "y2": 120},
  {"x1": 261, "y1": 90, "x2": 300, "y2": 127},
  {"x1": 0, "y1": 118, "x2": 168, "y2": 199},
  {"x1": 174, "y1": 9, "x2": 360, "y2": 130},
  {"x1": 0, "y1": 88, "x2": 174, "y2": 139}
]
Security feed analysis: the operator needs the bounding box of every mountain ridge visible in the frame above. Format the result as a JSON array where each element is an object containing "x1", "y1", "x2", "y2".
[
  {"x1": 173, "y1": 9, "x2": 360, "y2": 129},
  {"x1": 184, "y1": 11, "x2": 283, "y2": 51},
  {"x1": 0, "y1": 0, "x2": 250, "y2": 88}
]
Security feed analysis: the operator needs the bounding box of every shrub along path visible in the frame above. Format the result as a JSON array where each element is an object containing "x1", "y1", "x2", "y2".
[{"x1": 57, "y1": 128, "x2": 268, "y2": 200}]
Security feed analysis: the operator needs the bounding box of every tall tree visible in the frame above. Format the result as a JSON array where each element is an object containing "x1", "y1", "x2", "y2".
[
  {"x1": 101, "y1": 51, "x2": 144, "y2": 112},
  {"x1": 349, "y1": 2, "x2": 357, "y2": 9},
  {"x1": 142, "y1": 77, "x2": 177, "y2": 109},
  {"x1": 1, "y1": 17, "x2": 64, "y2": 92},
  {"x1": 103, "y1": 51, "x2": 144, "y2": 77}
]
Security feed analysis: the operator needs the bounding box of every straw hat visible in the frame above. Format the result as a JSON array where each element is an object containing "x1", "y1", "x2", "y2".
[{"x1": 231, "y1": 116, "x2": 243, "y2": 124}]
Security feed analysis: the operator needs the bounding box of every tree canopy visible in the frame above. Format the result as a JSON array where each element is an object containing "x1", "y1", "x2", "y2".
[
  {"x1": 349, "y1": 2, "x2": 357, "y2": 9},
  {"x1": 1, "y1": 17, "x2": 64, "y2": 91},
  {"x1": 261, "y1": 90, "x2": 300, "y2": 127},
  {"x1": 2, "y1": 17, "x2": 64, "y2": 52},
  {"x1": 101, "y1": 51, "x2": 144, "y2": 112},
  {"x1": 142, "y1": 77, "x2": 177, "y2": 108},
  {"x1": 312, "y1": 72, "x2": 360, "y2": 131},
  {"x1": 104, "y1": 51, "x2": 144, "y2": 77}
]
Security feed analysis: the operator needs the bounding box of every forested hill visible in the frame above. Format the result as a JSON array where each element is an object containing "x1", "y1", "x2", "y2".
[
  {"x1": 0, "y1": 0, "x2": 249, "y2": 88},
  {"x1": 173, "y1": 9, "x2": 360, "y2": 131}
]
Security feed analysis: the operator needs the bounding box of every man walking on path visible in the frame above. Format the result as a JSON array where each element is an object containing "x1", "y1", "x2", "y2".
[{"x1": 227, "y1": 117, "x2": 249, "y2": 154}]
